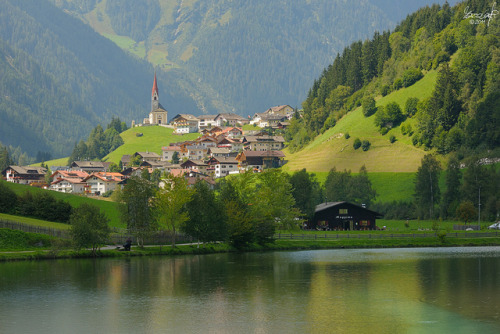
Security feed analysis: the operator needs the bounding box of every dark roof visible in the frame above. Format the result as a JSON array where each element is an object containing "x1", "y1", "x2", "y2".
[
  {"x1": 243, "y1": 151, "x2": 285, "y2": 158},
  {"x1": 315, "y1": 201, "x2": 383, "y2": 218}
]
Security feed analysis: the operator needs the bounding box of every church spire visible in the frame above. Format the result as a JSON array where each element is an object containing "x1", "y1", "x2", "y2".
[
  {"x1": 151, "y1": 72, "x2": 159, "y2": 111},
  {"x1": 152, "y1": 72, "x2": 159, "y2": 97}
]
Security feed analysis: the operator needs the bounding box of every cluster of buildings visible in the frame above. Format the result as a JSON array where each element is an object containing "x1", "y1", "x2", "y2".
[{"x1": 1, "y1": 74, "x2": 293, "y2": 196}]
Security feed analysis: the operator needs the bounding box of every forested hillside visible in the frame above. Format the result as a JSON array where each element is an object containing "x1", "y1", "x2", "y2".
[
  {"x1": 286, "y1": 0, "x2": 499, "y2": 160},
  {"x1": 50, "y1": 0, "x2": 458, "y2": 117}
]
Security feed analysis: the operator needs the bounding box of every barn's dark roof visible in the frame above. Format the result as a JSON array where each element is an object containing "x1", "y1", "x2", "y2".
[{"x1": 315, "y1": 201, "x2": 383, "y2": 218}]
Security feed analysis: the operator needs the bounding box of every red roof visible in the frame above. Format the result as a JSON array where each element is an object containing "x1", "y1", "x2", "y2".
[{"x1": 152, "y1": 72, "x2": 158, "y2": 97}]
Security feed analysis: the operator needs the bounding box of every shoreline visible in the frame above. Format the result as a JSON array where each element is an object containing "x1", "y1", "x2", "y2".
[{"x1": 2, "y1": 237, "x2": 500, "y2": 262}]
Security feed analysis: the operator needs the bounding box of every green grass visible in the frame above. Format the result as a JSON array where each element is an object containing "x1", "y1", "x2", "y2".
[
  {"x1": 0, "y1": 228, "x2": 57, "y2": 251},
  {"x1": 102, "y1": 33, "x2": 146, "y2": 58},
  {"x1": 3, "y1": 182, "x2": 124, "y2": 228},
  {"x1": 283, "y1": 70, "x2": 438, "y2": 173},
  {"x1": 0, "y1": 213, "x2": 70, "y2": 230},
  {"x1": 104, "y1": 126, "x2": 199, "y2": 164}
]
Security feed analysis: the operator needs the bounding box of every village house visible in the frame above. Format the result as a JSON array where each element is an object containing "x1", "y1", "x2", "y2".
[
  {"x1": 51, "y1": 170, "x2": 88, "y2": 182},
  {"x1": 197, "y1": 115, "x2": 218, "y2": 130},
  {"x1": 83, "y1": 172, "x2": 124, "y2": 195},
  {"x1": 210, "y1": 157, "x2": 240, "y2": 178},
  {"x1": 196, "y1": 136, "x2": 218, "y2": 149},
  {"x1": 214, "y1": 113, "x2": 249, "y2": 127},
  {"x1": 208, "y1": 147, "x2": 234, "y2": 158},
  {"x1": 220, "y1": 127, "x2": 243, "y2": 138},
  {"x1": 186, "y1": 145, "x2": 208, "y2": 161},
  {"x1": 311, "y1": 202, "x2": 383, "y2": 231},
  {"x1": 132, "y1": 151, "x2": 162, "y2": 163},
  {"x1": 1, "y1": 165, "x2": 47, "y2": 185},
  {"x1": 180, "y1": 159, "x2": 209, "y2": 174},
  {"x1": 143, "y1": 73, "x2": 168, "y2": 126},
  {"x1": 161, "y1": 145, "x2": 182, "y2": 162},
  {"x1": 250, "y1": 113, "x2": 287, "y2": 128},
  {"x1": 236, "y1": 150, "x2": 286, "y2": 170},
  {"x1": 265, "y1": 105, "x2": 294, "y2": 118},
  {"x1": 70, "y1": 161, "x2": 109, "y2": 173},
  {"x1": 170, "y1": 114, "x2": 199, "y2": 134},
  {"x1": 50, "y1": 177, "x2": 86, "y2": 194},
  {"x1": 243, "y1": 135, "x2": 285, "y2": 151}
]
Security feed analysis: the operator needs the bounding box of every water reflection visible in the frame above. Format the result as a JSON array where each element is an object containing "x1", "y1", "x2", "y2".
[{"x1": 1, "y1": 247, "x2": 499, "y2": 333}]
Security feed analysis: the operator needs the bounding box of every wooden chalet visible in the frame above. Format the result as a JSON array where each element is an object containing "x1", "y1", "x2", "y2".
[
  {"x1": 235, "y1": 150, "x2": 286, "y2": 170},
  {"x1": 2, "y1": 165, "x2": 47, "y2": 185},
  {"x1": 312, "y1": 202, "x2": 383, "y2": 231}
]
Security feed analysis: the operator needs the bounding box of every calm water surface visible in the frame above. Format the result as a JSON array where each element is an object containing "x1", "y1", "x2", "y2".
[{"x1": 1, "y1": 247, "x2": 499, "y2": 333}]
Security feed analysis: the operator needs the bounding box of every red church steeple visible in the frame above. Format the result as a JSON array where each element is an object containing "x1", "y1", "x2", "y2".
[
  {"x1": 152, "y1": 72, "x2": 159, "y2": 98},
  {"x1": 151, "y1": 72, "x2": 159, "y2": 112}
]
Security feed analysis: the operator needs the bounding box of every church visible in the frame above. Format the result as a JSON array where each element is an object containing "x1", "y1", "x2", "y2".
[{"x1": 143, "y1": 73, "x2": 168, "y2": 125}]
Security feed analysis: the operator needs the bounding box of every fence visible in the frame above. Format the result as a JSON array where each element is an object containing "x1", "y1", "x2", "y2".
[
  {"x1": 274, "y1": 231, "x2": 500, "y2": 240},
  {"x1": 0, "y1": 219, "x2": 70, "y2": 238},
  {"x1": 0, "y1": 219, "x2": 193, "y2": 245}
]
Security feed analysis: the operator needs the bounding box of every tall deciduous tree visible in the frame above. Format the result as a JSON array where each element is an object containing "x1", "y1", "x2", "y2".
[
  {"x1": 154, "y1": 174, "x2": 193, "y2": 248},
  {"x1": 414, "y1": 154, "x2": 441, "y2": 219},
  {"x1": 120, "y1": 176, "x2": 156, "y2": 247},
  {"x1": 183, "y1": 181, "x2": 226, "y2": 246},
  {"x1": 70, "y1": 203, "x2": 110, "y2": 256},
  {"x1": 289, "y1": 169, "x2": 322, "y2": 221}
]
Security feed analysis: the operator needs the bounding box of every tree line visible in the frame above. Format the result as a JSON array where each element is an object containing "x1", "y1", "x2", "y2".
[
  {"x1": 67, "y1": 117, "x2": 127, "y2": 165},
  {"x1": 0, "y1": 181, "x2": 72, "y2": 223},
  {"x1": 372, "y1": 154, "x2": 500, "y2": 222}
]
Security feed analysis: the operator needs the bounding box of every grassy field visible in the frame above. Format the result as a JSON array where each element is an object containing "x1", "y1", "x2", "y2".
[
  {"x1": 103, "y1": 126, "x2": 199, "y2": 164},
  {"x1": 0, "y1": 213, "x2": 70, "y2": 230},
  {"x1": 3, "y1": 182, "x2": 124, "y2": 228},
  {"x1": 283, "y1": 70, "x2": 439, "y2": 173}
]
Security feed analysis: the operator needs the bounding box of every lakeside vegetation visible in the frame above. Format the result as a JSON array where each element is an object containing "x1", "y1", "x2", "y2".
[{"x1": 1, "y1": 227, "x2": 499, "y2": 262}]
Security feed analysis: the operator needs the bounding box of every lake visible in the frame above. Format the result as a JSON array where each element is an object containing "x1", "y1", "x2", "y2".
[{"x1": 1, "y1": 247, "x2": 499, "y2": 333}]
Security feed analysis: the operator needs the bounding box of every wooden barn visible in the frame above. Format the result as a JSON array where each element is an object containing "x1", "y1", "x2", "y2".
[{"x1": 311, "y1": 202, "x2": 383, "y2": 231}]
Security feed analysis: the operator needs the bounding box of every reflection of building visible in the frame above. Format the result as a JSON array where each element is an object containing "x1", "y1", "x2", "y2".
[
  {"x1": 312, "y1": 202, "x2": 382, "y2": 230},
  {"x1": 143, "y1": 73, "x2": 168, "y2": 125}
]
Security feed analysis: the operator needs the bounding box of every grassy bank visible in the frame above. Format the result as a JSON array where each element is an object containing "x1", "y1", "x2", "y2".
[{"x1": 2, "y1": 228, "x2": 499, "y2": 262}]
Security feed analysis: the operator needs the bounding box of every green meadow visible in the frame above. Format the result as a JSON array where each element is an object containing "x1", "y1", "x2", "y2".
[
  {"x1": 3, "y1": 182, "x2": 124, "y2": 228},
  {"x1": 283, "y1": 70, "x2": 439, "y2": 174}
]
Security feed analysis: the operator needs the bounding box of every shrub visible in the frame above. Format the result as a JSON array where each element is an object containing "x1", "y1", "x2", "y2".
[
  {"x1": 345, "y1": 132, "x2": 350, "y2": 139},
  {"x1": 379, "y1": 127, "x2": 389, "y2": 135},
  {"x1": 412, "y1": 134, "x2": 419, "y2": 146},
  {"x1": 393, "y1": 78, "x2": 403, "y2": 90},
  {"x1": 353, "y1": 138, "x2": 361, "y2": 150},
  {"x1": 389, "y1": 135, "x2": 396, "y2": 143},
  {"x1": 0, "y1": 181, "x2": 17, "y2": 214},
  {"x1": 404, "y1": 97, "x2": 419, "y2": 117},
  {"x1": 381, "y1": 85, "x2": 391, "y2": 96},
  {"x1": 401, "y1": 68, "x2": 423, "y2": 87},
  {"x1": 361, "y1": 96, "x2": 377, "y2": 117},
  {"x1": 361, "y1": 140, "x2": 371, "y2": 151},
  {"x1": 433, "y1": 51, "x2": 450, "y2": 69}
]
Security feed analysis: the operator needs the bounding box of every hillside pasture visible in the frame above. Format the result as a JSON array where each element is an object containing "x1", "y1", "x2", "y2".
[
  {"x1": 283, "y1": 70, "x2": 438, "y2": 173},
  {"x1": 104, "y1": 126, "x2": 199, "y2": 164}
]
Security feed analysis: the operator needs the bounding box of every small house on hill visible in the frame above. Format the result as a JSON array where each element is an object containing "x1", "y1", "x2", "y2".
[{"x1": 312, "y1": 202, "x2": 382, "y2": 231}]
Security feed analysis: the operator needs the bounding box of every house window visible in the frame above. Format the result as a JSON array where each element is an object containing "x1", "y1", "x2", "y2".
[{"x1": 339, "y1": 209, "x2": 348, "y2": 214}]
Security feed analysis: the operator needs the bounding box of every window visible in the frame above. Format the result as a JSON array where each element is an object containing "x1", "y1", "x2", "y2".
[{"x1": 339, "y1": 209, "x2": 348, "y2": 214}]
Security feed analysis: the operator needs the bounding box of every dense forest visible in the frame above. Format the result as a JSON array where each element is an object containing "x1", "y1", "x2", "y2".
[{"x1": 286, "y1": 0, "x2": 499, "y2": 158}]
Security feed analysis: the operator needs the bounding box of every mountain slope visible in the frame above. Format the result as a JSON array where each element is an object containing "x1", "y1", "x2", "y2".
[
  {"x1": 0, "y1": 0, "x2": 223, "y2": 158},
  {"x1": 51, "y1": 0, "x2": 459, "y2": 116}
]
